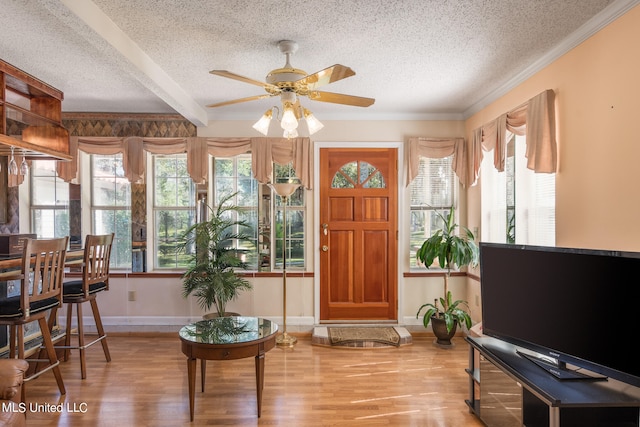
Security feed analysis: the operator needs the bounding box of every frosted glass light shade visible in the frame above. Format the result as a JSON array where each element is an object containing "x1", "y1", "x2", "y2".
[
  {"x1": 280, "y1": 107, "x2": 298, "y2": 131},
  {"x1": 303, "y1": 109, "x2": 324, "y2": 135},
  {"x1": 252, "y1": 109, "x2": 273, "y2": 135},
  {"x1": 283, "y1": 128, "x2": 298, "y2": 139},
  {"x1": 269, "y1": 182, "x2": 300, "y2": 198}
]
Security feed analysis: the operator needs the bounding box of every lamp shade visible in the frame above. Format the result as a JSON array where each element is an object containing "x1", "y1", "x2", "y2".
[
  {"x1": 252, "y1": 109, "x2": 273, "y2": 135},
  {"x1": 280, "y1": 105, "x2": 298, "y2": 131},
  {"x1": 269, "y1": 182, "x2": 300, "y2": 198},
  {"x1": 303, "y1": 108, "x2": 324, "y2": 135},
  {"x1": 283, "y1": 128, "x2": 298, "y2": 139}
]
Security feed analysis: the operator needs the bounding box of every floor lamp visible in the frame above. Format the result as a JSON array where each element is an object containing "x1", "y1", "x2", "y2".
[{"x1": 269, "y1": 181, "x2": 300, "y2": 347}]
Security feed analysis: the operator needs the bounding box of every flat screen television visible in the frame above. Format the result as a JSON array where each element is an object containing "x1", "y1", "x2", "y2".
[{"x1": 479, "y1": 242, "x2": 640, "y2": 387}]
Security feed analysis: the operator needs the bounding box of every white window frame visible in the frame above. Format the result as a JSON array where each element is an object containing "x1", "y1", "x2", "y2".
[
  {"x1": 481, "y1": 134, "x2": 556, "y2": 246},
  {"x1": 90, "y1": 153, "x2": 132, "y2": 269},
  {"x1": 272, "y1": 162, "x2": 306, "y2": 271},
  {"x1": 28, "y1": 159, "x2": 70, "y2": 239},
  {"x1": 212, "y1": 154, "x2": 260, "y2": 270},
  {"x1": 150, "y1": 152, "x2": 196, "y2": 270},
  {"x1": 408, "y1": 155, "x2": 457, "y2": 270}
]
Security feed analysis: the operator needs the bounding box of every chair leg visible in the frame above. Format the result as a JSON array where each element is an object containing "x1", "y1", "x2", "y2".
[
  {"x1": 76, "y1": 302, "x2": 87, "y2": 379},
  {"x1": 35, "y1": 306, "x2": 62, "y2": 374},
  {"x1": 9, "y1": 325, "x2": 17, "y2": 359},
  {"x1": 38, "y1": 317, "x2": 65, "y2": 395},
  {"x1": 45, "y1": 306, "x2": 60, "y2": 340},
  {"x1": 16, "y1": 327, "x2": 24, "y2": 361},
  {"x1": 64, "y1": 303, "x2": 74, "y2": 362},
  {"x1": 16, "y1": 326, "x2": 25, "y2": 404},
  {"x1": 90, "y1": 298, "x2": 111, "y2": 362}
]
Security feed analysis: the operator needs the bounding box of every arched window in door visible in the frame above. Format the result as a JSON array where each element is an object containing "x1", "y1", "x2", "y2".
[{"x1": 331, "y1": 161, "x2": 386, "y2": 189}]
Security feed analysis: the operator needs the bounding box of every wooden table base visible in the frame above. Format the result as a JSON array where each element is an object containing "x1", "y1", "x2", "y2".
[
  {"x1": 187, "y1": 350, "x2": 267, "y2": 421},
  {"x1": 179, "y1": 317, "x2": 277, "y2": 422}
]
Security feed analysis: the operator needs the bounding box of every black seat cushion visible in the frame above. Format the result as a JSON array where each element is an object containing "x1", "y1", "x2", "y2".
[
  {"x1": 63, "y1": 280, "x2": 107, "y2": 299},
  {"x1": 0, "y1": 296, "x2": 60, "y2": 319}
]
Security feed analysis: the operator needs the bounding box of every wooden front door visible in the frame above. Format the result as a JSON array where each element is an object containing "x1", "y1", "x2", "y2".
[{"x1": 319, "y1": 148, "x2": 398, "y2": 321}]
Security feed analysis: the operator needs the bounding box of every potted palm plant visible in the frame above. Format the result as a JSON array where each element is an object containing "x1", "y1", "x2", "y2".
[
  {"x1": 177, "y1": 192, "x2": 253, "y2": 318},
  {"x1": 416, "y1": 206, "x2": 479, "y2": 347}
]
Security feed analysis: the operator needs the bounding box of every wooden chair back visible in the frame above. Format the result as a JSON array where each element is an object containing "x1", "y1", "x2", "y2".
[
  {"x1": 20, "y1": 237, "x2": 68, "y2": 320},
  {"x1": 82, "y1": 233, "x2": 114, "y2": 295}
]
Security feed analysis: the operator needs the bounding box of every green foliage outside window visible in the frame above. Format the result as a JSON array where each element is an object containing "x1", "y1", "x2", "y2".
[
  {"x1": 92, "y1": 154, "x2": 131, "y2": 269},
  {"x1": 154, "y1": 154, "x2": 196, "y2": 269},
  {"x1": 28, "y1": 153, "x2": 308, "y2": 272},
  {"x1": 273, "y1": 163, "x2": 305, "y2": 269}
]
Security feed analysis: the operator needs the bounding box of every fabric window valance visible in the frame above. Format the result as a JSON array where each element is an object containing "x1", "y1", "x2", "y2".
[
  {"x1": 471, "y1": 89, "x2": 557, "y2": 184},
  {"x1": 56, "y1": 136, "x2": 313, "y2": 189},
  {"x1": 405, "y1": 89, "x2": 556, "y2": 189},
  {"x1": 405, "y1": 137, "x2": 468, "y2": 186}
]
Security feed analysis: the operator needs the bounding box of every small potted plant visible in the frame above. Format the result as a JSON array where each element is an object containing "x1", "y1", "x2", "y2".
[
  {"x1": 177, "y1": 192, "x2": 253, "y2": 318},
  {"x1": 416, "y1": 206, "x2": 478, "y2": 347}
]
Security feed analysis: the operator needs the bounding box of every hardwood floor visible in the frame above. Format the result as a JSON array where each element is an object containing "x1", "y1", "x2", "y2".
[{"x1": 22, "y1": 333, "x2": 484, "y2": 426}]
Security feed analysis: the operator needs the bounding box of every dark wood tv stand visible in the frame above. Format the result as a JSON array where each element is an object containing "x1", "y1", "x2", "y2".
[{"x1": 466, "y1": 336, "x2": 640, "y2": 427}]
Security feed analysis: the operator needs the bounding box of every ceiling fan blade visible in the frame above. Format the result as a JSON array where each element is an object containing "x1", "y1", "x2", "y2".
[
  {"x1": 206, "y1": 94, "x2": 273, "y2": 108},
  {"x1": 308, "y1": 91, "x2": 375, "y2": 107},
  {"x1": 297, "y1": 64, "x2": 355, "y2": 90},
  {"x1": 210, "y1": 70, "x2": 279, "y2": 91}
]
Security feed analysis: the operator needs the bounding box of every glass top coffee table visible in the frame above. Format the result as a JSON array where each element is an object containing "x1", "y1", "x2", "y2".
[{"x1": 179, "y1": 316, "x2": 278, "y2": 421}]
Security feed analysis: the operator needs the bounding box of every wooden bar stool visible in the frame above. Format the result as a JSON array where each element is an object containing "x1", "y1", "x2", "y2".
[
  {"x1": 0, "y1": 237, "x2": 68, "y2": 398},
  {"x1": 59, "y1": 233, "x2": 113, "y2": 379}
]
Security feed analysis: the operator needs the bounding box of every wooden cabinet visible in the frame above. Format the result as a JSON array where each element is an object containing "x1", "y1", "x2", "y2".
[
  {"x1": 466, "y1": 336, "x2": 640, "y2": 427},
  {"x1": 0, "y1": 59, "x2": 71, "y2": 161}
]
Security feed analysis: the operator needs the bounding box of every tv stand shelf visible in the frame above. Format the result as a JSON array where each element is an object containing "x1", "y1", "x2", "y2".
[{"x1": 466, "y1": 336, "x2": 640, "y2": 427}]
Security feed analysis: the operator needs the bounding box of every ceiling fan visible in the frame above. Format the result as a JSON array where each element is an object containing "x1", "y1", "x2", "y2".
[{"x1": 206, "y1": 40, "x2": 375, "y2": 137}]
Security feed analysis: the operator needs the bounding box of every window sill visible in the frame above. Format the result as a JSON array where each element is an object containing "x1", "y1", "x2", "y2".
[
  {"x1": 404, "y1": 270, "x2": 466, "y2": 277},
  {"x1": 404, "y1": 270, "x2": 481, "y2": 282},
  {"x1": 65, "y1": 270, "x2": 315, "y2": 279}
]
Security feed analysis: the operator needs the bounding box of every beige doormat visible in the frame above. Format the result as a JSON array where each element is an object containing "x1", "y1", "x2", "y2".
[{"x1": 327, "y1": 327, "x2": 401, "y2": 348}]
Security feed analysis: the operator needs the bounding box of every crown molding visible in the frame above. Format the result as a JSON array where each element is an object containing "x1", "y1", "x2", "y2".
[{"x1": 462, "y1": 0, "x2": 640, "y2": 119}]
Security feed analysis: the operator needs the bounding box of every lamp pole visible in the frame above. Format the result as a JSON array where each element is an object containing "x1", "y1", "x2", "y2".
[{"x1": 269, "y1": 182, "x2": 300, "y2": 347}]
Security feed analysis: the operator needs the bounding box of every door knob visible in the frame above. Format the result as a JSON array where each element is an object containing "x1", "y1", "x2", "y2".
[{"x1": 322, "y1": 245, "x2": 329, "y2": 252}]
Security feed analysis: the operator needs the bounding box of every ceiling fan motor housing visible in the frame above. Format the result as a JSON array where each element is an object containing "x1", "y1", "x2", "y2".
[
  {"x1": 266, "y1": 67, "x2": 307, "y2": 86},
  {"x1": 265, "y1": 39, "x2": 309, "y2": 95}
]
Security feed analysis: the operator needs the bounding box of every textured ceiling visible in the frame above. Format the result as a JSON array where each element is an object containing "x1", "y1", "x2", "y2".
[{"x1": 0, "y1": 0, "x2": 637, "y2": 127}]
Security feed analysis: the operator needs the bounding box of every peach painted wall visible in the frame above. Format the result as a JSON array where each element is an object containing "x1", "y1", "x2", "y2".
[{"x1": 465, "y1": 4, "x2": 640, "y2": 252}]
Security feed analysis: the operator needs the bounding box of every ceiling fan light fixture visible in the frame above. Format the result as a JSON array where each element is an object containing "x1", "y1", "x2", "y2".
[
  {"x1": 283, "y1": 128, "x2": 298, "y2": 139},
  {"x1": 280, "y1": 104, "x2": 298, "y2": 131},
  {"x1": 252, "y1": 109, "x2": 273, "y2": 135},
  {"x1": 208, "y1": 41, "x2": 373, "y2": 137},
  {"x1": 303, "y1": 108, "x2": 324, "y2": 135}
]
